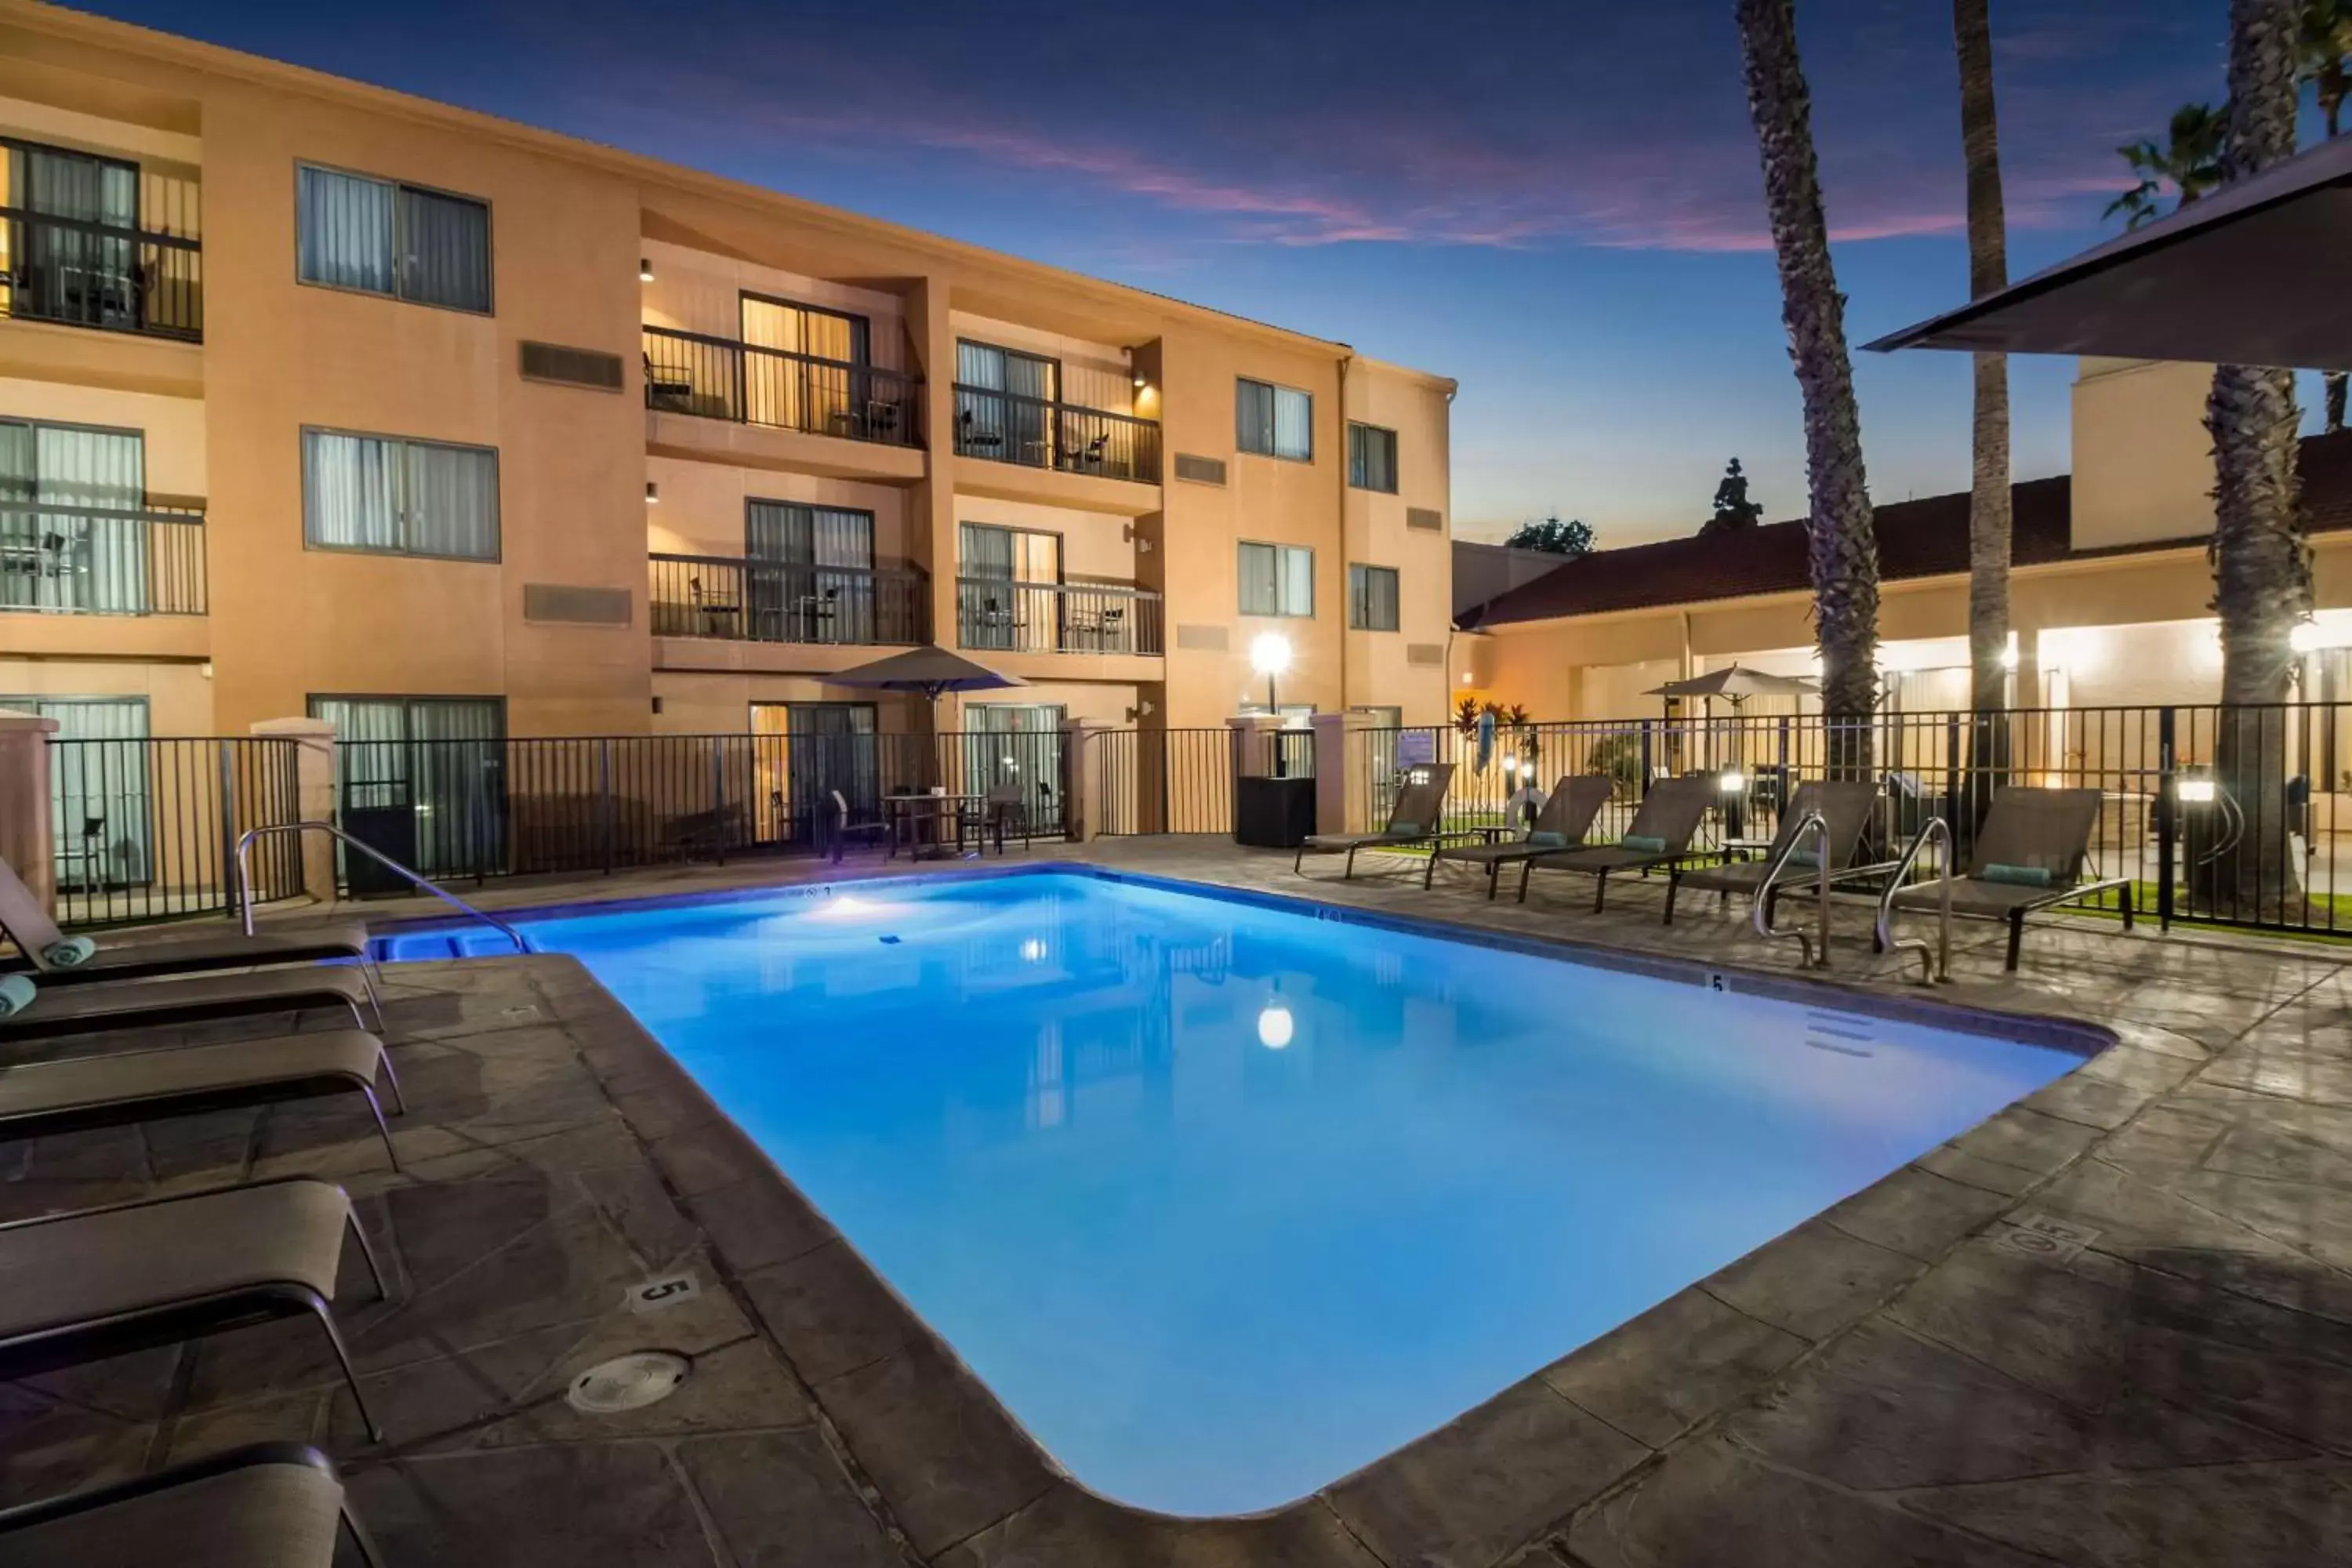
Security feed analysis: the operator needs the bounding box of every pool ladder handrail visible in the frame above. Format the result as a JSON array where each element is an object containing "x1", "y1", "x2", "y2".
[
  {"x1": 1750, "y1": 809, "x2": 1832, "y2": 969},
  {"x1": 1875, "y1": 817, "x2": 1953, "y2": 985},
  {"x1": 234, "y1": 822, "x2": 532, "y2": 954}
]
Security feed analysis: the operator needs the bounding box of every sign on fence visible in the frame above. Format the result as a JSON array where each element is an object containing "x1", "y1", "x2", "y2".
[{"x1": 1395, "y1": 731, "x2": 1437, "y2": 767}]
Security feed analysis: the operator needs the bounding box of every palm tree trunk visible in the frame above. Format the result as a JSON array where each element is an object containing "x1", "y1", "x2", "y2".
[
  {"x1": 2202, "y1": 0, "x2": 2310, "y2": 916},
  {"x1": 2328, "y1": 371, "x2": 2347, "y2": 434},
  {"x1": 1737, "y1": 0, "x2": 1878, "y2": 778},
  {"x1": 1955, "y1": 0, "x2": 2013, "y2": 837}
]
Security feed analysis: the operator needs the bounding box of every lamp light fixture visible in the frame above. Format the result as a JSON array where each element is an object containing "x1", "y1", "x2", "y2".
[
  {"x1": 639, "y1": 257, "x2": 655, "y2": 281},
  {"x1": 644, "y1": 481, "x2": 659, "y2": 503}
]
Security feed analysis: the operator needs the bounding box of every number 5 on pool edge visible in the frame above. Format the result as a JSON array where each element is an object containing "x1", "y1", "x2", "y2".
[{"x1": 626, "y1": 1272, "x2": 702, "y2": 1312}]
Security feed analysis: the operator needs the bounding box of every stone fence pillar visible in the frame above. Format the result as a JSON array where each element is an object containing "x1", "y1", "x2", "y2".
[
  {"x1": 251, "y1": 717, "x2": 339, "y2": 905},
  {"x1": 0, "y1": 710, "x2": 60, "y2": 918}
]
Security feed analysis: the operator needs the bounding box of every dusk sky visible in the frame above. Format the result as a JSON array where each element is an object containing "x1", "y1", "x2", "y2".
[{"x1": 95, "y1": 0, "x2": 2243, "y2": 544}]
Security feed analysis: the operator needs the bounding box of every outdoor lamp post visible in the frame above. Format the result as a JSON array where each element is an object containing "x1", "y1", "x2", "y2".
[{"x1": 1250, "y1": 632, "x2": 1291, "y2": 713}]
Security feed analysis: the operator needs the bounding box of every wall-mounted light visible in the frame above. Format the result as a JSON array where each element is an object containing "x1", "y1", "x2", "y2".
[
  {"x1": 639, "y1": 257, "x2": 655, "y2": 282},
  {"x1": 644, "y1": 481, "x2": 659, "y2": 503},
  {"x1": 1459, "y1": 672, "x2": 1474, "y2": 685},
  {"x1": 1133, "y1": 373, "x2": 1148, "y2": 389}
]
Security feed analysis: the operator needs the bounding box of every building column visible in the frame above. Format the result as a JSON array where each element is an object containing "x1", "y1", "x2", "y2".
[
  {"x1": 0, "y1": 710, "x2": 60, "y2": 918},
  {"x1": 251, "y1": 716, "x2": 339, "y2": 905},
  {"x1": 1309, "y1": 710, "x2": 1363, "y2": 835},
  {"x1": 1061, "y1": 717, "x2": 1104, "y2": 843},
  {"x1": 907, "y1": 274, "x2": 960, "y2": 653}
]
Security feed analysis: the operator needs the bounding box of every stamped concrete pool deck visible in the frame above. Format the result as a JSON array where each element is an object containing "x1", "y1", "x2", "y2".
[{"x1": 5, "y1": 837, "x2": 2350, "y2": 1566}]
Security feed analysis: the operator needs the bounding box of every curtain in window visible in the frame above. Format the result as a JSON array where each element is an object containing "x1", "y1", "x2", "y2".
[
  {"x1": 747, "y1": 502, "x2": 876, "y2": 641},
  {"x1": 1350, "y1": 564, "x2": 1398, "y2": 630},
  {"x1": 310, "y1": 696, "x2": 505, "y2": 877},
  {"x1": 1273, "y1": 387, "x2": 1312, "y2": 461},
  {"x1": 11, "y1": 144, "x2": 140, "y2": 331},
  {"x1": 1281, "y1": 544, "x2": 1314, "y2": 615},
  {"x1": 1236, "y1": 380, "x2": 1276, "y2": 456},
  {"x1": 6, "y1": 696, "x2": 152, "y2": 891},
  {"x1": 403, "y1": 441, "x2": 499, "y2": 559},
  {"x1": 1238, "y1": 541, "x2": 1279, "y2": 615},
  {"x1": 302, "y1": 430, "x2": 401, "y2": 551},
  {"x1": 296, "y1": 166, "x2": 396, "y2": 295},
  {"x1": 0, "y1": 421, "x2": 145, "y2": 613},
  {"x1": 399, "y1": 186, "x2": 492, "y2": 311},
  {"x1": 1349, "y1": 425, "x2": 1397, "y2": 492}
]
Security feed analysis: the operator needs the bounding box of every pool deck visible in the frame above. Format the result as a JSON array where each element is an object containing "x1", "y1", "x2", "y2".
[{"x1": 5, "y1": 837, "x2": 2351, "y2": 1566}]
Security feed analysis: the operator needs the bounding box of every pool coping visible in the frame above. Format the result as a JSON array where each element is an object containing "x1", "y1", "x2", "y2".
[{"x1": 405, "y1": 861, "x2": 2158, "y2": 1565}]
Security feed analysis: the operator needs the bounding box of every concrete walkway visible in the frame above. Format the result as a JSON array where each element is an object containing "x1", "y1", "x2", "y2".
[{"x1": 2, "y1": 837, "x2": 2347, "y2": 1566}]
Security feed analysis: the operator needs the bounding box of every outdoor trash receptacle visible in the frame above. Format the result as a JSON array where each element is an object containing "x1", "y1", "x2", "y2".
[{"x1": 1236, "y1": 775, "x2": 1316, "y2": 848}]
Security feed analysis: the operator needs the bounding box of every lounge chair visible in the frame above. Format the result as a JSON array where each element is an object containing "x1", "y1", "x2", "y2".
[
  {"x1": 1888, "y1": 786, "x2": 2132, "y2": 970},
  {"x1": 0, "y1": 966, "x2": 379, "y2": 1042},
  {"x1": 1422, "y1": 775, "x2": 1614, "y2": 898},
  {"x1": 1665, "y1": 779, "x2": 1893, "y2": 923},
  {"x1": 0, "y1": 1177, "x2": 389, "y2": 1442},
  {"x1": 1294, "y1": 762, "x2": 1461, "y2": 878},
  {"x1": 1516, "y1": 775, "x2": 1717, "y2": 911},
  {"x1": 0, "y1": 1441, "x2": 384, "y2": 1568},
  {"x1": 0, "y1": 1030, "x2": 404, "y2": 1171},
  {"x1": 0, "y1": 851, "x2": 375, "y2": 992}
]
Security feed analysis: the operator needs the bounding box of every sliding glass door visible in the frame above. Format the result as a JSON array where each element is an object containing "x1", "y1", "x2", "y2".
[
  {"x1": 958, "y1": 522, "x2": 1060, "y2": 652},
  {"x1": 0, "y1": 419, "x2": 149, "y2": 614},
  {"x1": 311, "y1": 695, "x2": 506, "y2": 879},
  {"x1": 955, "y1": 340, "x2": 1058, "y2": 463},
  {"x1": 4, "y1": 140, "x2": 143, "y2": 332},
  {"x1": 745, "y1": 501, "x2": 877, "y2": 643},
  {"x1": 0, "y1": 695, "x2": 151, "y2": 892},
  {"x1": 964, "y1": 702, "x2": 1065, "y2": 833}
]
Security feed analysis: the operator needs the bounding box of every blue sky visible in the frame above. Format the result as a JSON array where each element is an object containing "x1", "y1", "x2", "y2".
[{"x1": 94, "y1": 0, "x2": 2239, "y2": 543}]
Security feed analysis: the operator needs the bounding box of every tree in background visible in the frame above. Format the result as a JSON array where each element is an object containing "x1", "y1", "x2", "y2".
[
  {"x1": 1699, "y1": 457, "x2": 1766, "y2": 535},
  {"x1": 1737, "y1": 0, "x2": 1880, "y2": 773},
  {"x1": 1954, "y1": 0, "x2": 2014, "y2": 837},
  {"x1": 2301, "y1": 0, "x2": 2352, "y2": 428},
  {"x1": 1504, "y1": 514, "x2": 1596, "y2": 555},
  {"x1": 2205, "y1": 0, "x2": 2310, "y2": 916},
  {"x1": 2104, "y1": 103, "x2": 2227, "y2": 228}
]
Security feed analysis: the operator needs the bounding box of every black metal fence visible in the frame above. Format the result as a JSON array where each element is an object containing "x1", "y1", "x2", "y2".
[
  {"x1": 1, "y1": 503, "x2": 206, "y2": 616},
  {"x1": 649, "y1": 554, "x2": 928, "y2": 646},
  {"x1": 327, "y1": 728, "x2": 1074, "y2": 884},
  {"x1": 642, "y1": 325, "x2": 922, "y2": 447},
  {"x1": 0, "y1": 207, "x2": 203, "y2": 341},
  {"x1": 46, "y1": 736, "x2": 303, "y2": 930},
  {"x1": 951, "y1": 386, "x2": 1161, "y2": 483},
  {"x1": 1089, "y1": 728, "x2": 1239, "y2": 834},
  {"x1": 955, "y1": 578, "x2": 1164, "y2": 656},
  {"x1": 1354, "y1": 704, "x2": 2352, "y2": 938}
]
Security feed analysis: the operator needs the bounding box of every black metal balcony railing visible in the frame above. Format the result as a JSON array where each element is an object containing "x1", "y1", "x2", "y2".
[
  {"x1": 651, "y1": 554, "x2": 930, "y2": 647},
  {"x1": 642, "y1": 325, "x2": 923, "y2": 448},
  {"x1": 956, "y1": 577, "x2": 1163, "y2": 656},
  {"x1": 1, "y1": 208, "x2": 202, "y2": 342},
  {"x1": 0, "y1": 502, "x2": 206, "y2": 616},
  {"x1": 953, "y1": 386, "x2": 1161, "y2": 484}
]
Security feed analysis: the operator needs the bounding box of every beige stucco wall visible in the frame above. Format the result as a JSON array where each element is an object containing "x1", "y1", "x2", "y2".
[
  {"x1": 646, "y1": 456, "x2": 916, "y2": 565},
  {"x1": 0, "y1": 657, "x2": 214, "y2": 733},
  {"x1": 2071, "y1": 358, "x2": 2218, "y2": 550},
  {"x1": 1343, "y1": 360, "x2": 1453, "y2": 725}
]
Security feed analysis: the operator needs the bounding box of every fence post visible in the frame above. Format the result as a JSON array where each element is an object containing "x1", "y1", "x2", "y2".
[
  {"x1": 1060, "y1": 718, "x2": 1097, "y2": 843},
  {"x1": 1310, "y1": 711, "x2": 1359, "y2": 836},
  {"x1": 1639, "y1": 720, "x2": 1654, "y2": 789},
  {"x1": 249, "y1": 717, "x2": 339, "y2": 907},
  {"x1": 0, "y1": 709, "x2": 60, "y2": 922},
  {"x1": 710, "y1": 737, "x2": 727, "y2": 866},
  {"x1": 599, "y1": 738, "x2": 615, "y2": 875},
  {"x1": 216, "y1": 740, "x2": 240, "y2": 918},
  {"x1": 2157, "y1": 705, "x2": 2177, "y2": 933}
]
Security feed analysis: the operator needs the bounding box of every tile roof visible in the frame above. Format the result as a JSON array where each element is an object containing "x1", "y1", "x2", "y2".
[{"x1": 1462, "y1": 428, "x2": 2352, "y2": 629}]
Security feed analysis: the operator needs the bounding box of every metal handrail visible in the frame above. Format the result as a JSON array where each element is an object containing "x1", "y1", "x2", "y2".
[
  {"x1": 1875, "y1": 817, "x2": 1954, "y2": 985},
  {"x1": 234, "y1": 822, "x2": 530, "y2": 953},
  {"x1": 1751, "y1": 808, "x2": 1832, "y2": 968}
]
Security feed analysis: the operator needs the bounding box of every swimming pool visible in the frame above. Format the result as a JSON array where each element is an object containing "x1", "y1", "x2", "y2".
[{"x1": 423, "y1": 869, "x2": 2090, "y2": 1516}]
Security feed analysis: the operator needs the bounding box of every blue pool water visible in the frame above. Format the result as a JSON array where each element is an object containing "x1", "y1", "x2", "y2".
[{"x1": 493, "y1": 870, "x2": 2085, "y2": 1515}]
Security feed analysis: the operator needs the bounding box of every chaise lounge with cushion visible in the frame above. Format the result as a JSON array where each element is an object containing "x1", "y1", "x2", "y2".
[
  {"x1": 1294, "y1": 762, "x2": 1461, "y2": 879},
  {"x1": 1887, "y1": 785, "x2": 2131, "y2": 970},
  {"x1": 1516, "y1": 775, "x2": 1717, "y2": 911},
  {"x1": 0, "y1": 1441, "x2": 384, "y2": 1567},
  {"x1": 1423, "y1": 775, "x2": 1614, "y2": 898},
  {"x1": 1664, "y1": 779, "x2": 1893, "y2": 923}
]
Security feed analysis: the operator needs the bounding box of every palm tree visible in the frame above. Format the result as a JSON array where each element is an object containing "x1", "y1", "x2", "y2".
[
  {"x1": 2205, "y1": 0, "x2": 2310, "y2": 916},
  {"x1": 2103, "y1": 103, "x2": 2227, "y2": 228},
  {"x1": 1735, "y1": 0, "x2": 1879, "y2": 776},
  {"x1": 1954, "y1": 0, "x2": 2012, "y2": 834},
  {"x1": 2302, "y1": 0, "x2": 2352, "y2": 428}
]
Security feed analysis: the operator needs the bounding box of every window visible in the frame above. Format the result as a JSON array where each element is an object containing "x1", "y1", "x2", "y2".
[
  {"x1": 1348, "y1": 423, "x2": 1399, "y2": 493},
  {"x1": 1348, "y1": 564, "x2": 1400, "y2": 631},
  {"x1": 302, "y1": 429, "x2": 499, "y2": 561},
  {"x1": 1, "y1": 419, "x2": 155, "y2": 615},
  {"x1": 1238, "y1": 541, "x2": 1313, "y2": 617},
  {"x1": 1236, "y1": 379, "x2": 1312, "y2": 461},
  {"x1": 308, "y1": 695, "x2": 506, "y2": 877},
  {"x1": 296, "y1": 165, "x2": 492, "y2": 312}
]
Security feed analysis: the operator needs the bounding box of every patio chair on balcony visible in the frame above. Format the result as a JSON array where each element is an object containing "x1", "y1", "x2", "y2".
[
  {"x1": 1664, "y1": 779, "x2": 1893, "y2": 924},
  {"x1": 1422, "y1": 775, "x2": 1613, "y2": 899},
  {"x1": 0, "y1": 1442, "x2": 386, "y2": 1568},
  {"x1": 1886, "y1": 786, "x2": 2132, "y2": 970},
  {"x1": 956, "y1": 408, "x2": 1004, "y2": 452},
  {"x1": 644, "y1": 353, "x2": 695, "y2": 410},
  {"x1": 1517, "y1": 775, "x2": 1716, "y2": 913},
  {"x1": 1294, "y1": 762, "x2": 1461, "y2": 879},
  {"x1": 1061, "y1": 434, "x2": 1107, "y2": 473}
]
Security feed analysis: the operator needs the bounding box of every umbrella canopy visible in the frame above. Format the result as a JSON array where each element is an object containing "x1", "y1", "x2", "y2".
[
  {"x1": 1645, "y1": 664, "x2": 1819, "y2": 700},
  {"x1": 828, "y1": 645, "x2": 1026, "y2": 703},
  {"x1": 1864, "y1": 132, "x2": 2352, "y2": 370}
]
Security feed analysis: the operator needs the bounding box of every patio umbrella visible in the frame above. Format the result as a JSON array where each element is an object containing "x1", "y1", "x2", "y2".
[
  {"x1": 828, "y1": 645, "x2": 1026, "y2": 708},
  {"x1": 1644, "y1": 665, "x2": 1819, "y2": 701}
]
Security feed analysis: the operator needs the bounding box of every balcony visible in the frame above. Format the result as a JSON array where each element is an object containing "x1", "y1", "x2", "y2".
[
  {"x1": 956, "y1": 577, "x2": 1163, "y2": 657},
  {"x1": 952, "y1": 386, "x2": 1160, "y2": 484},
  {"x1": 642, "y1": 325, "x2": 922, "y2": 448},
  {"x1": 650, "y1": 554, "x2": 929, "y2": 646},
  {"x1": 1, "y1": 503, "x2": 206, "y2": 616},
  {"x1": 0, "y1": 209, "x2": 202, "y2": 342}
]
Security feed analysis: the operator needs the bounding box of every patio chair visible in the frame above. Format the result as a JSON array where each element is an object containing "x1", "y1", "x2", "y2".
[
  {"x1": 1888, "y1": 786, "x2": 2132, "y2": 970},
  {"x1": 0, "y1": 1178, "x2": 390, "y2": 1443},
  {"x1": 1294, "y1": 762, "x2": 1461, "y2": 879},
  {"x1": 0, "y1": 1030, "x2": 404, "y2": 1171},
  {"x1": 1422, "y1": 775, "x2": 1613, "y2": 898},
  {"x1": 826, "y1": 789, "x2": 892, "y2": 865},
  {"x1": 0, "y1": 966, "x2": 379, "y2": 1042},
  {"x1": 0, "y1": 851, "x2": 375, "y2": 992},
  {"x1": 973, "y1": 782, "x2": 1038, "y2": 855},
  {"x1": 1517, "y1": 775, "x2": 1717, "y2": 912},
  {"x1": 1664, "y1": 779, "x2": 1893, "y2": 923},
  {"x1": 0, "y1": 1441, "x2": 384, "y2": 1568}
]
